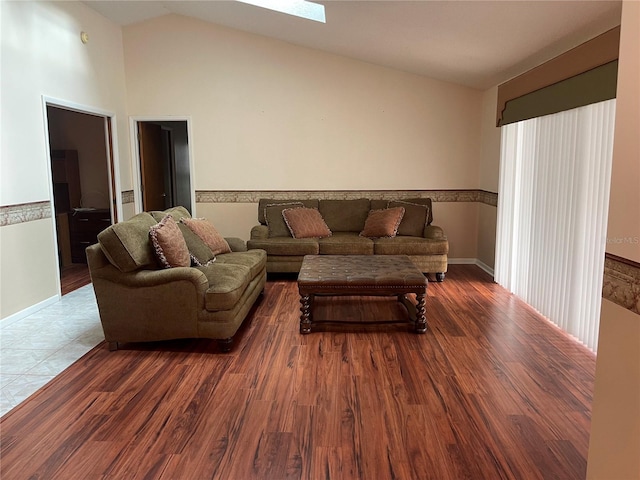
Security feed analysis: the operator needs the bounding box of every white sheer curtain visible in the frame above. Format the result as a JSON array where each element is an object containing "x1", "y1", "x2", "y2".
[{"x1": 495, "y1": 99, "x2": 616, "y2": 352}]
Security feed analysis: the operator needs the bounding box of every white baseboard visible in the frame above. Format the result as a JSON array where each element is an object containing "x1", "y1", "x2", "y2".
[
  {"x1": 448, "y1": 258, "x2": 495, "y2": 278},
  {"x1": 475, "y1": 259, "x2": 495, "y2": 277},
  {"x1": 0, "y1": 294, "x2": 59, "y2": 327},
  {"x1": 447, "y1": 257, "x2": 477, "y2": 265}
]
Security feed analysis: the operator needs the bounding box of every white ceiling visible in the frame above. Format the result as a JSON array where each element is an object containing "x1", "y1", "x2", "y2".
[{"x1": 83, "y1": 0, "x2": 622, "y2": 89}]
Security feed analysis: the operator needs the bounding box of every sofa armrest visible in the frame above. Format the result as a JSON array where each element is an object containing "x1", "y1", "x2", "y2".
[
  {"x1": 91, "y1": 260, "x2": 209, "y2": 291},
  {"x1": 251, "y1": 224, "x2": 269, "y2": 240},
  {"x1": 225, "y1": 237, "x2": 247, "y2": 252},
  {"x1": 424, "y1": 224, "x2": 447, "y2": 240},
  {"x1": 125, "y1": 267, "x2": 209, "y2": 289}
]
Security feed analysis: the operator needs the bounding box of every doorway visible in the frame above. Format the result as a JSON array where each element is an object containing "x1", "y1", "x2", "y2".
[
  {"x1": 46, "y1": 105, "x2": 117, "y2": 294},
  {"x1": 136, "y1": 121, "x2": 192, "y2": 213}
]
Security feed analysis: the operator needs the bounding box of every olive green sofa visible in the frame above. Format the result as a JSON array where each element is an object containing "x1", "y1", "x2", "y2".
[
  {"x1": 86, "y1": 207, "x2": 266, "y2": 352},
  {"x1": 247, "y1": 198, "x2": 448, "y2": 280}
]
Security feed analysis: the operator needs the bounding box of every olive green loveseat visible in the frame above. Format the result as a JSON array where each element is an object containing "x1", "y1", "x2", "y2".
[
  {"x1": 247, "y1": 198, "x2": 448, "y2": 280},
  {"x1": 86, "y1": 207, "x2": 266, "y2": 352}
]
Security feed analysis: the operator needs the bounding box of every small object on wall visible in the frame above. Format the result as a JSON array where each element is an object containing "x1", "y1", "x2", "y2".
[{"x1": 80, "y1": 31, "x2": 89, "y2": 44}]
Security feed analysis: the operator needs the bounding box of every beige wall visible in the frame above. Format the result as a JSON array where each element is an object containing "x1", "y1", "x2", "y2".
[
  {"x1": 432, "y1": 203, "x2": 479, "y2": 259},
  {"x1": 0, "y1": 220, "x2": 59, "y2": 318},
  {"x1": 479, "y1": 87, "x2": 502, "y2": 193},
  {"x1": 0, "y1": 1, "x2": 131, "y2": 319},
  {"x1": 587, "y1": 1, "x2": 640, "y2": 478},
  {"x1": 588, "y1": 302, "x2": 640, "y2": 478},
  {"x1": 122, "y1": 202, "x2": 136, "y2": 222},
  {"x1": 196, "y1": 203, "x2": 259, "y2": 241},
  {"x1": 602, "y1": 3, "x2": 640, "y2": 265},
  {"x1": 475, "y1": 86, "x2": 502, "y2": 270},
  {"x1": 123, "y1": 14, "x2": 483, "y2": 257},
  {"x1": 124, "y1": 15, "x2": 482, "y2": 191},
  {"x1": 477, "y1": 204, "x2": 497, "y2": 269}
]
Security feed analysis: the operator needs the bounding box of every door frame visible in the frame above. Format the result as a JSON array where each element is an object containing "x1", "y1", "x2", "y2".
[
  {"x1": 129, "y1": 116, "x2": 196, "y2": 215},
  {"x1": 41, "y1": 95, "x2": 123, "y2": 295}
]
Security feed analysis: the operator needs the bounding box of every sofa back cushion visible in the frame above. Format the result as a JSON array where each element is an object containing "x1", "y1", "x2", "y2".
[
  {"x1": 319, "y1": 198, "x2": 370, "y2": 232},
  {"x1": 388, "y1": 200, "x2": 429, "y2": 237},
  {"x1": 258, "y1": 199, "x2": 319, "y2": 225},
  {"x1": 97, "y1": 212, "x2": 159, "y2": 272},
  {"x1": 149, "y1": 206, "x2": 192, "y2": 223},
  {"x1": 370, "y1": 199, "x2": 388, "y2": 211},
  {"x1": 401, "y1": 198, "x2": 433, "y2": 225},
  {"x1": 178, "y1": 224, "x2": 216, "y2": 266},
  {"x1": 264, "y1": 202, "x2": 304, "y2": 237},
  {"x1": 151, "y1": 207, "x2": 221, "y2": 265}
]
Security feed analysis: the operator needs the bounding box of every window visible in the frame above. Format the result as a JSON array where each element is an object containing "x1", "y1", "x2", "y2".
[{"x1": 495, "y1": 99, "x2": 616, "y2": 351}]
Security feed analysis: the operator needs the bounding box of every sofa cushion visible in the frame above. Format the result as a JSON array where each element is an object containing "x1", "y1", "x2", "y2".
[
  {"x1": 360, "y1": 207, "x2": 405, "y2": 238},
  {"x1": 149, "y1": 206, "x2": 192, "y2": 223},
  {"x1": 265, "y1": 202, "x2": 304, "y2": 237},
  {"x1": 181, "y1": 218, "x2": 231, "y2": 255},
  {"x1": 369, "y1": 199, "x2": 388, "y2": 210},
  {"x1": 97, "y1": 212, "x2": 159, "y2": 273},
  {"x1": 282, "y1": 207, "x2": 332, "y2": 239},
  {"x1": 318, "y1": 198, "x2": 370, "y2": 232},
  {"x1": 247, "y1": 238, "x2": 319, "y2": 256},
  {"x1": 400, "y1": 197, "x2": 433, "y2": 225},
  {"x1": 198, "y1": 263, "x2": 251, "y2": 312},
  {"x1": 318, "y1": 233, "x2": 374, "y2": 255},
  {"x1": 149, "y1": 214, "x2": 191, "y2": 268},
  {"x1": 176, "y1": 223, "x2": 216, "y2": 266},
  {"x1": 373, "y1": 236, "x2": 449, "y2": 256},
  {"x1": 215, "y1": 249, "x2": 267, "y2": 278},
  {"x1": 225, "y1": 237, "x2": 248, "y2": 252},
  {"x1": 150, "y1": 206, "x2": 218, "y2": 266},
  {"x1": 258, "y1": 199, "x2": 319, "y2": 225},
  {"x1": 388, "y1": 201, "x2": 429, "y2": 237}
]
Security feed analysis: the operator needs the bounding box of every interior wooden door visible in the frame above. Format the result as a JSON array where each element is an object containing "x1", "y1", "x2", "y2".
[{"x1": 138, "y1": 122, "x2": 167, "y2": 211}]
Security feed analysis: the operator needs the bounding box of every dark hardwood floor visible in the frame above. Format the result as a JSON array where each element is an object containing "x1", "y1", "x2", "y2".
[
  {"x1": 60, "y1": 263, "x2": 91, "y2": 295},
  {"x1": 0, "y1": 265, "x2": 596, "y2": 480}
]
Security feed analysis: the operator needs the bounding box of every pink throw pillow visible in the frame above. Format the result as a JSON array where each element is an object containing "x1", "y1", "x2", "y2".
[
  {"x1": 360, "y1": 207, "x2": 405, "y2": 238},
  {"x1": 282, "y1": 207, "x2": 332, "y2": 239},
  {"x1": 180, "y1": 217, "x2": 231, "y2": 255},
  {"x1": 149, "y1": 215, "x2": 191, "y2": 268}
]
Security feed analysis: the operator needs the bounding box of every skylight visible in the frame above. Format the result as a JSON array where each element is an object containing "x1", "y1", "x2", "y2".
[{"x1": 237, "y1": 0, "x2": 326, "y2": 23}]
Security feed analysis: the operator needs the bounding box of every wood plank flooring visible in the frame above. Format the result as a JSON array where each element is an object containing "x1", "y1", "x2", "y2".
[
  {"x1": 60, "y1": 263, "x2": 91, "y2": 296},
  {"x1": 0, "y1": 265, "x2": 596, "y2": 479}
]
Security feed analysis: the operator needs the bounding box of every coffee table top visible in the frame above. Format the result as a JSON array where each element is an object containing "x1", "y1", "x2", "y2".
[{"x1": 298, "y1": 255, "x2": 427, "y2": 292}]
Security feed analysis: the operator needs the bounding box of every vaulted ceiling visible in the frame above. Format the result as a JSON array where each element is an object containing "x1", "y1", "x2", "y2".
[{"x1": 84, "y1": 0, "x2": 622, "y2": 89}]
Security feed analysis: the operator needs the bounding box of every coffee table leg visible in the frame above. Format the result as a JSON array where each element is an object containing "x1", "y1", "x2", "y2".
[
  {"x1": 300, "y1": 294, "x2": 312, "y2": 334},
  {"x1": 415, "y1": 293, "x2": 426, "y2": 333}
]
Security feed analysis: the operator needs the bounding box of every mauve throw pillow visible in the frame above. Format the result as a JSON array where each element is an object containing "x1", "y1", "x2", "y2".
[
  {"x1": 282, "y1": 207, "x2": 332, "y2": 239},
  {"x1": 181, "y1": 217, "x2": 231, "y2": 255},
  {"x1": 149, "y1": 215, "x2": 191, "y2": 268},
  {"x1": 360, "y1": 207, "x2": 405, "y2": 238}
]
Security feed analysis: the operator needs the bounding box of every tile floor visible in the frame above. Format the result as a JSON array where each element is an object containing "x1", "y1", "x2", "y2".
[{"x1": 0, "y1": 284, "x2": 104, "y2": 416}]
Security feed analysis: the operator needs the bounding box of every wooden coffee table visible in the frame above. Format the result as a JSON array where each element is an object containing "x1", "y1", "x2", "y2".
[{"x1": 297, "y1": 255, "x2": 427, "y2": 334}]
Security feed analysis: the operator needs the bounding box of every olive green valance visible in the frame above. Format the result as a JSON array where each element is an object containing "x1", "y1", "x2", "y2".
[{"x1": 497, "y1": 26, "x2": 620, "y2": 126}]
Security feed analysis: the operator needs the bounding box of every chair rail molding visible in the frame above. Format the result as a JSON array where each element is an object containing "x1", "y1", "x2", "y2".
[
  {"x1": 195, "y1": 189, "x2": 498, "y2": 206},
  {"x1": 603, "y1": 253, "x2": 640, "y2": 315},
  {"x1": 0, "y1": 201, "x2": 51, "y2": 226}
]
